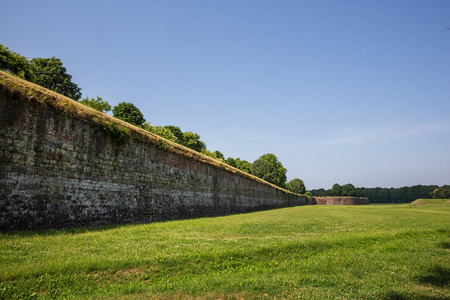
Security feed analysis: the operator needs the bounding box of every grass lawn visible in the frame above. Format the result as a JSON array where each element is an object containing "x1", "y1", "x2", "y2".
[{"x1": 1, "y1": 200, "x2": 449, "y2": 299}]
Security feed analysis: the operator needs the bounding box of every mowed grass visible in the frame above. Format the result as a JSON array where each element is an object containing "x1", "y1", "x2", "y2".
[{"x1": 1, "y1": 201, "x2": 449, "y2": 299}]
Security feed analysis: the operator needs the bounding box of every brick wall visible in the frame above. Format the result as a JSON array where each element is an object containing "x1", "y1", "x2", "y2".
[
  {"x1": 315, "y1": 197, "x2": 369, "y2": 205},
  {"x1": 0, "y1": 74, "x2": 307, "y2": 230}
]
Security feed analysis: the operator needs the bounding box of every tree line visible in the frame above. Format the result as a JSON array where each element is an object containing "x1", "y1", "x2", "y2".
[
  {"x1": 1, "y1": 43, "x2": 306, "y2": 194},
  {"x1": 310, "y1": 184, "x2": 450, "y2": 203}
]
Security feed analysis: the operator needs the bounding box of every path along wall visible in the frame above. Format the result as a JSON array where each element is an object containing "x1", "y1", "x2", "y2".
[
  {"x1": 0, "y1": 72, "x2": 307, "y2": 230},
  {"x1": 315, "y1": 197, "x2": 369, "y2": 205}
]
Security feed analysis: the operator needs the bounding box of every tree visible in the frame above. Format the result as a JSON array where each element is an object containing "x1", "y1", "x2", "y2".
[
  {"x1": 30, "y1": 57, "x2": 81, "y2": 100},
  {"x1": 79, "y1": 96, "x2": 112, "y2": 113},
  {"x1": 432, "y1": 188, "x2": 450, "y2": 199},
  {"x1": 341, "y1": 183, "x2": 356, "y2": 196},
  {"x1": 252, "y1": 153, "x2": 287, "y2": 188},
  {"x1": 286, "y1": 178, "x2": 306, "y2": 194},
  {"x1": 201, "y1": 149, "x2": 224, "y2": 161},
  {"x1": 140, "y1": 122, "x2": 178, "y2": 142},
  {"x1": 331, "y1": 183, "x2": 342, "y2": 196},
  {"x1": 112, "y1": 102, "x2": 145, "y2": 126},
  {"x1": 0, "y1": 43, "x2": 35, "y2": 81},
  {"x1": 235, "y1": 158, "x2": 252, "y2": 174},
  {"x1": 214, "y1": 151, "x2": 225, "y2": 161},
  {"x1": 182, "y1": 131, "x2": 206, "y2": 152},
  {"x1": 225, "y1": 157, "x2": 237, "y2": 168},
  {"x1": 164, "y1": 126, "x2": 184, "y2": 144},
  {"x1": 162, "y1": 125, "x2": 209, "y2": 153},
  {"x1": 252, "y1": 159, "x2": 277, "y2": 184}
]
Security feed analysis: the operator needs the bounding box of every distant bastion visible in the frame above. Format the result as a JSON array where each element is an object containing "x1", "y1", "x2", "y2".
[{"x1": 315, "y1": 197, "x2": 369, "y2": 205}]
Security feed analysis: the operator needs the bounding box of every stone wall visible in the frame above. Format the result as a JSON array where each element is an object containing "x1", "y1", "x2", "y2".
[
  {"x1": 0, "y1": 72, "x2": 307, "y2": 230},
  {"x1": 315, "y1": 197, "x2": 369, "y2": 205}
]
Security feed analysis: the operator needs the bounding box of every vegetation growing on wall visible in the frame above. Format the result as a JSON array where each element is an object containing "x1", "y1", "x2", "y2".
[{"x1": 105, "y1": 121, "x2": 131, "y2": 148}]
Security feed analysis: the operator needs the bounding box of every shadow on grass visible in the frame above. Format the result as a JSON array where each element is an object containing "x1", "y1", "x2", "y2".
[
  {"x1": 0, "y1": 223, "x2": 129, "y2": 237},
  {"x1": 439, "y1": 241, "x2": 450, "y2": 249},
  {"x1": 382, "y1": 291, "x2": 449, "y2": 300},
  {"x1": 382, "y1": 265, "x2": 450, "y2": 300},
  {"x1": 417, "y1": 265, "x2": 450, "y2": 287}
]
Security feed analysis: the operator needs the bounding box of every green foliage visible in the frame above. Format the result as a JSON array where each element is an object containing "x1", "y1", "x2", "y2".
[
  {"x1": 79, "y1": 96, "x2": 112, "y2": 113},
  {"x1": 252, "y1": 158, "x2": 277, "y2": 183},
  {"x1": 214, "y1": 150, "x2": 225, "y2": 161},
  {"x1": 112, "y1": 102, "x2": 145, "y2": 127},
  {"x1": 30, "y1": 57, "x2": 82, "y2": 100},
  {"x1": 331, "y1": 183, "x2": 342, "y2": 196},
  {"x1": 156, "y1": 139, "x2": 172, "y2": 151},
  {"x1": 0, "y1": 43, "x2": 35, "y2": 81},
  {"x1": 181, "y1": 131, "x2": 206, "y2": 153},
  {"x1": 140, "y1": 122, "x2": 178, "y2": 143},
  {"x1": 310, "y1": 184, "x2": 440, "y2": 203},
  {"x1": 235, "y1": 158, "x2": 252, "y2": 174},
  {"x1": 0, "y1": 44, "x2": 82, "y2": 100},
  {"x1": 161, "y1": 126, "x2": 207, "y2": 153},
  {"x1": 341, "y1": 183, "x2": 356, "y2": 196},
  {"x1": 225, "y1": 157, "x2": 237, "y2": 168},
  {"x1": 286, "y1": 178, "x2": 306, "y2": 194},
  {"x1": 163, "y1": 126, "x2": 184, "y2": 143},
  {"x1": 200, "y1": 149, "x2": 224, "y2": 160},
  {"x1": 432, "y1": 187, "x2": 450, "y2": 199},
  {"x1": 105, "y1": 121, "x2": 131, "y2": 147},
  {"x1": 252, "y1": 153, "x2": 287, "y2": 187}
]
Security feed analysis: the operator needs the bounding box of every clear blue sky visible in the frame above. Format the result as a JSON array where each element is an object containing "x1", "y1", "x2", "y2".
[{"x1": 2, "y1": 0, "x2": 449, "y2": 190}]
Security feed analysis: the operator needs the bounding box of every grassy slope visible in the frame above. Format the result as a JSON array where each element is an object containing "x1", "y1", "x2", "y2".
[{"x1": 1, "y1": 202, "x2": 449, "y2": 299}]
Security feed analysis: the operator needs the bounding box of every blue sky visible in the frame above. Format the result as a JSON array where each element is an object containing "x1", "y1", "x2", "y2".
[{"x1": 2, "y1": 0, "x2": 449, "y2": 189}]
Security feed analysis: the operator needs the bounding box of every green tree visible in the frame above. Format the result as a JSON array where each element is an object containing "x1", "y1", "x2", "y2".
[
  {"x1": 235, "y1": 158, "x2": 252, "y2": 174},
  {"x1": 252, "y1": 153, "x2": 287, "y2": 187},
  {"x1": 201, "y1": 149, "x2": 223, "y2": 160},
  {"x1": 432, "y1": 188, "x2": 450, "y2": 199},
  {"x1": 30, "y1": 57, "x2": 81, "y2": 100},
  {"x1": 214, "y1": 151, "x2": 225, "y2": 161},
  {"x1": 140, "y1": 122, "x2": 178, "y2": 142},
  {"x1": 225, "y1": 157, "x2": 237, "y2": 168},
  {"x1": 342, "y1": 183, "x2": 356, "y2": 196},
  {"x1": 79, "y1": 96, "x2": 112, "y2": 113},
  {"x1": 182, "y1": 131, "x2": 206, "y2": 152},
  {"x1": 252, "y1": 159, "x2": 277, "y2": 184},
  {"x1": 0, "y1": 43, "x2": 35, "y2": 81},
  {"x1": 331, "y1": 183, "x2": 342, "y2": 196},
  {"x1": 286, "y1": 178, "x2": 306, "y2": 194},
  {"x1": 164, "y1": 126, "x2": 184, "y2": 143},
  {"x1": 112, "y1": 102, "x2": 145, "y2": 126}
]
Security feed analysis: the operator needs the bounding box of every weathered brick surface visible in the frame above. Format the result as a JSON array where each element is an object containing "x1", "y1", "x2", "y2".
[
  {"x1": 315, "y1": 197, "x2": 369, "y2": 205},
  {"x1": 0, "y1": 91, "x2": 307, "y2": 230}
]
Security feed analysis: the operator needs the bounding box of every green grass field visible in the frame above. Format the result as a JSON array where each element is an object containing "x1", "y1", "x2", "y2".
[{"x1": 1, "y1": 200, "x2": 449, "y2": 299}]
